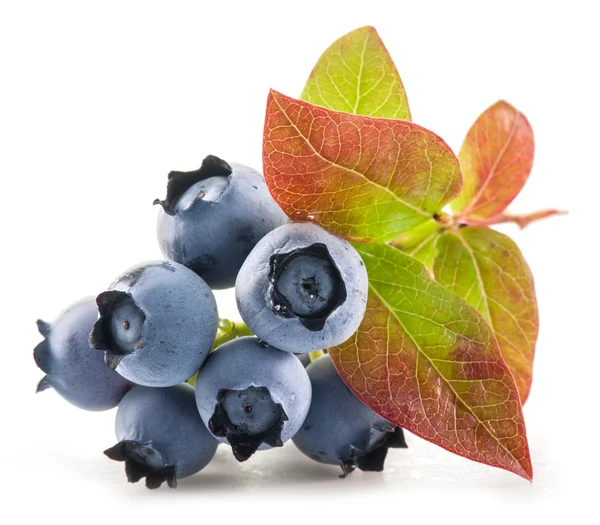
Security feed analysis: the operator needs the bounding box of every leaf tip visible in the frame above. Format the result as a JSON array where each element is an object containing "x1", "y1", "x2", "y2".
[
  {"x1": 494, "y1": 99, "x2": 516, "y2": 111},
  {"x1": 342, "y1": 25, "x2": 379, "y2": 39},
  {"x1": 508, "y1": 430, "x2": 533, "y2": 482},
  {"x1": 519, "y1": 460, "x2": 534, "y2": 482},
  {"x1": 268, "y1": 88, "x2": 286, "y2": 103},
  {"x1": 359, "y1": 25, "x2": 378, "y2": 34}
]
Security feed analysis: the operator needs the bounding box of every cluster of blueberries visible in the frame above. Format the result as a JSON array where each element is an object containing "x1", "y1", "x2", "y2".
[{"x1": 33, "y1": 155, "x2": 407, "y2": 489}]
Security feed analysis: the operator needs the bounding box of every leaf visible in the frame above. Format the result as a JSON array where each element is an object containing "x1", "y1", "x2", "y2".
[
  {"x1": 301, "y1": 26, "x2": 411, "y2": 120},
  {"x1": 263, "y1": 90, "x2": 462, "y2": 243},
  {"x1": 404, "y1": 233, "x2": 439, "y2": 272},
  {"x1": 329, "y1": 243, "x2": 532, "y2": 480},
  {"x1": 389, "y1": 219, "x2": 440, "y2": 272},
  {"x1": 451, "y1": 101, "x2": 534, "y2": 221},
  {"x1": 433, "y1": 227, "x2": 538, "y2": 403}
]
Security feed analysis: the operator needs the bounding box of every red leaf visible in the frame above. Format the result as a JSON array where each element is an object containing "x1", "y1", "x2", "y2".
[
  {"x1": 330, "y1": 243, "x2": 533, "y2": 480},
  {"x1": 451, "y1": 101, "x2": 534, "y2": 221},
  {"x1": 263, "y1": 90, "x2": 462, "y2": 243}
]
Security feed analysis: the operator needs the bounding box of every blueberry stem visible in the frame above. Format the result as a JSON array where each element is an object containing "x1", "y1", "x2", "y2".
[
  {"x1": 308, "y1": 350, "x2": 325, "y2": 362},
  {"x1": 212, "y1": 318, "x2": 253, "y2": 350},
  {"x1": 187, "y1": 319, "x2": 253, "y2": 387}
]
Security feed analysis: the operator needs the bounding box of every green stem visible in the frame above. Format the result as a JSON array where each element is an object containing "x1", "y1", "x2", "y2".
[
  {"x1": 212, "y1": 318, "x2": 253, "y2": 350},
  {"x1": 390, "y1": 218, "x2": 441, "y2": 250},
  {"x1": 187, "y1": 319, "x2": 254, "y2": 387},
  {"x1": 308, "y1": 350, "x2": 325, "y2": 362}
]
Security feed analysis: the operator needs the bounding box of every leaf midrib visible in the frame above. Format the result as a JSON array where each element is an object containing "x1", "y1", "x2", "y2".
[
  {"x1": 270, "y1": 92, "x2": 430, "y2": 219},
  {"x1": 408, "y1": 230, "x2": 438, "y2": 258},
  {"x1": 449, "y1": 230, "x2": 492, "y2": 321},
  {"x1": 460, "y1": 109, "x2": 521, "y2": 217},
  {"x1": 366, "y1": 279, "x2": 526, "y2": 475},
  {"x1": 352, "y1": 31, "x2": 368, "y2": 114},
  {"x1": 449, "y1": 230, "x2": 531, "y2": 360}
]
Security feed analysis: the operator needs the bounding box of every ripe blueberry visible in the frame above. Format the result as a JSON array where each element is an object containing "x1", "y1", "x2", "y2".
[
  {"x1": 104, "y1": 383, "x2": 218, "y2": 489},
  {"x1": 235, "y1": 222, "x2": 368, "y2": 353},
  {"x1": 33, "y1": 297, "x2": 131, "y2": 411},
  {"x1": 292, "y1": 354, "x2": 407, "y2": 477},
  {"x1": 194, "y1": 336, "x2": 312, "y2": 462},
  {"x1": 295, "y1": 353, "x2": 311, "y2": 367},
  {"x1": 154, "y1": 155, "x2": 289, "y2": 289},
  {"x1": 90, "y1": 260, "x2": 218, "y2": 387}
]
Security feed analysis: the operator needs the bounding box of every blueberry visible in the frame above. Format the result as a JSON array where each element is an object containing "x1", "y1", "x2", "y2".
[
  {"x1": 154, "y1": 155, "x2": 289, "y2": 289},
  {"x1": 194, "y1": 336, "x2": 311, "y2": 462},
  {"x1": 33, "y1": 297, "x2": 131, "y2": 411},
  {"x1": 90, "y1": 260, "x2": 218, "y2": 387},
  {"x1": 104, "y1": 383, "x2": 218, "y2": 489},
  {"x1": 235, "y1": 222, "x2": 368, "y2": 353},
  {"x1": 295, "y1": 353, "x2": 311, "y2": 368},
  {"x1": 292, "y1": 354, "x2": 407, "y2": 477}
]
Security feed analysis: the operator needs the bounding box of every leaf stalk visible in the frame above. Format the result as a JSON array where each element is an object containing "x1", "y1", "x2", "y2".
[{"x1": 459, "y1": 209, "x2": 567, "y2": 230}]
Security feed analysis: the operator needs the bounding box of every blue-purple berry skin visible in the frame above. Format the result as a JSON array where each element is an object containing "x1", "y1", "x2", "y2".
[
  {"x1": 235, "y1": 222, "x2": 368, "y2": 353},
  {"x1": 33, "y1": 297, "x2": 132, "y2": 411},
  {"x1": 295, "y1": 353, "x2": 311, "y2": 367},
  {"x1": 105, "y1": 384, "x2": 218, "y2": 489},
  {"x1": 293, "y1": 354, "x2": 405, "y2": 476},
  {"x1": 156, "y1": 157, "x2": 289, "y2": 290},
  {"x1": 194, "y1": 337, "x2": 312, "y2": 461},
  {"x1": 90, "y1": 260, "x2": 218, "y2": 387}
]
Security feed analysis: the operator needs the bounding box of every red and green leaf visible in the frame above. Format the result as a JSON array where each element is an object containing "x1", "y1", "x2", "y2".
[
  {"x1": 404, "y1": 234, "x2": 439, "y2": 272},
  {"x1": 301, "y1": 26, "x2": 411, "y2": 120},
  {"x1": 451, "y1": 101, "x2": 534, "y2": 221},
  {"x1": 329, "y1": 243, "x2": 533, "y2": 480},
  {"x1": 389, "y1": 219, "x2": 440, "y2": 272},
  {"x1": 433, "y1": 227, "x2": 538, "y2": 403},
  {"x1": 263, "y1": 90, "x2": 462, "y2": 243}
]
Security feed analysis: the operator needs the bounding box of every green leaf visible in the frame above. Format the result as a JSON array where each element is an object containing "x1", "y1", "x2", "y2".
[
  {"x1": 389, "y1": 219, "x2": 440, "y2": 271},
  {"x1": 329, "y1": 243, "x2": 532, "y2": 480},
  {"x1": 405, "y1": 233, "x2": 439, "y2": 271},
  {"x1": 433, "y1": 227, "x2": 538, "y2": 403},
  {"x1": 301, "y1": 26, "x2": 411, "y2": 120},
  {"x1": 263, "y1": 91, "x2": 462, "y2": 243}
]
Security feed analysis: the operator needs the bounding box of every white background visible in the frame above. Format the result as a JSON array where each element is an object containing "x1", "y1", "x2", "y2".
[{"x1": 1, "y1": 1, "x2": 598, "y2": 523}]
